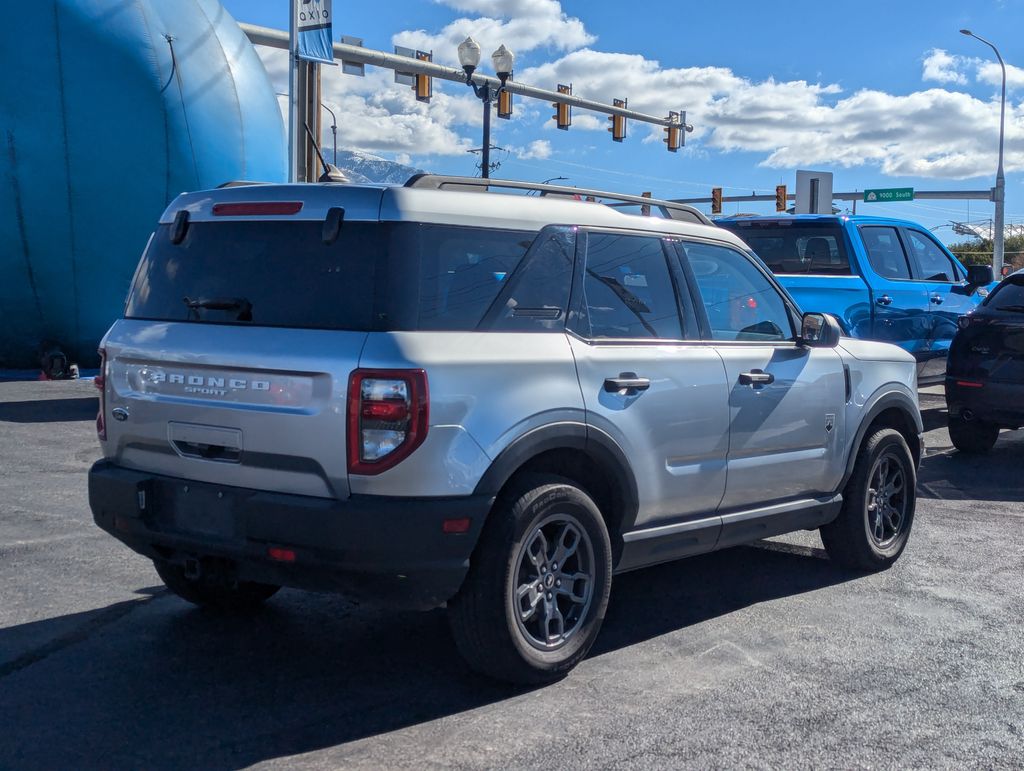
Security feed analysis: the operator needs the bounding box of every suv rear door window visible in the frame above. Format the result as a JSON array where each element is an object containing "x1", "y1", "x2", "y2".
[{"x1": 574, "y1": 232, "x2": 683, "y2": 339}]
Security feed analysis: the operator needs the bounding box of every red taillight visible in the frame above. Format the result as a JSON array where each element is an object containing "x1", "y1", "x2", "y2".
[
  {"x1": 211, "y1": 201, "x2": 303, "y2": 216},
  {"x1": 95, "y1": 348, "x2": 107, "y2": 441},
  {"x1": 347, "y1": 369, "x2": 429, "y2": 475},
  {"x1": 745, "y1": 297, "x2": 758, "y2": 309},
  {"x1": 267, "y1": 546, "x2": 297, "y2": 562}
]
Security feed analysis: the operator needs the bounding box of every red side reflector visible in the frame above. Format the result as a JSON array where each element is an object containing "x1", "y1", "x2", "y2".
[
  {"x1": 746, "y1": 297, "x2": 758, "y2": 309},
  {"x1": 212, "y1": 202, "x2": 303, "y2": 216},
  {"x1": 442, "y1": 517, "x2": 472, "y2": 534},
  {"x1": 956, "y1": 381, "x2": 984, "y2": 388},
  {"x1": 267, "y1": 546, "x2": 297, "y2": 562}
]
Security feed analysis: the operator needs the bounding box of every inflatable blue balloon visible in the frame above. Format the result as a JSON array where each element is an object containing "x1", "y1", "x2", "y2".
[{"x1": 0, "y1": 0, "x2": 286, "y2": 368}]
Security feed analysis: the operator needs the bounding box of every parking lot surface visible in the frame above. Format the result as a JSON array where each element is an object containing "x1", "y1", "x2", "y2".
[{"x1": 1, "y1": 380, "x2": 1022, "y2": 768}]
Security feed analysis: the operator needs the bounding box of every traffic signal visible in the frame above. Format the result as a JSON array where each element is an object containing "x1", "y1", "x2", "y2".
[
  {"x1": 775, "y1": 184, "x2": 787, "y2": 212},
  {"x1": 414, "y1": 51, "x2": 432, "y2": 103},
  {"x1": 497, "y1": 86, "x2": 513, "y2": 119},
  {"x1": 664, "y1": 110, "x2": 681, "y2": 152},
  {"x1": 711, "y1": 187, "x2": 723, "y2": 215},
  {"x1": 608, "y1": 98, "x2": 626, "y2": 142},
  {"x1": 641, "y1": 191, "x2": 652, "y2": 217},
  {"x1": 553, "y1": 84, "x2": 571, "y2": 130}
]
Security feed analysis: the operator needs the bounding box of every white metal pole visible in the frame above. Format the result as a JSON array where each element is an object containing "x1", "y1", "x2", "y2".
[{"x1": 287, "y1": 0, "x2": 298, "y2": 183}]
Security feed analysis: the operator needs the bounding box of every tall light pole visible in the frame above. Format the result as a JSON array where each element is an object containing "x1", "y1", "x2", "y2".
[
  {"x1": 457, "y1": 37, "x2": 514, "y2": 179},
  {"x1": 961, "y1": 29, "x2": 1007, "y2": 277},
  {"x1": 321, "y1": 101, "x2": 338, "y2": 165}
]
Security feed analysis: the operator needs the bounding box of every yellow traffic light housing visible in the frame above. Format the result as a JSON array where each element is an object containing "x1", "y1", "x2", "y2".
[
  {"x1": 497, "y1": 87, "x2": 513, "y2": 119},
  {"x1": 775, "y1": 184, "x2": 787, "y2": 212},
  {"x1": 608, "y1": 98, "x2": 626, "y2": 142},
  {"x1": 711, "y1": 187, "x2": 723, "y2": 215},
  {"x1": 553, "y1": 84, "x2": 571, "y2": 130},
  {"x1": 664, "y1": 110, "x2": 682, "y2": 152},
  {"x1": 414, "y1": 50, "x2": 432, "y2": 103}
]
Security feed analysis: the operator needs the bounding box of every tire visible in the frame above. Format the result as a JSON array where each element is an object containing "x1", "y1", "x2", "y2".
[
  {"x1": 447, "y1": 474, "x2": 613, "y2": 685},
  {"x1": 948, "y1": 414, "x2": 1000, "y2": 454},
  {"x1": 820, "y1": 428, "x2": 916, "y2": 572},
  {"x1": 153, "y1": 560, "x2": 279, "y2": 611}
]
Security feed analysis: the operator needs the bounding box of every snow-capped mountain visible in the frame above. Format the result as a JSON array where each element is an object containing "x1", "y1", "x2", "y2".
[{"x1": 331, "y1": 150, "x2": 424, "y2": 185}]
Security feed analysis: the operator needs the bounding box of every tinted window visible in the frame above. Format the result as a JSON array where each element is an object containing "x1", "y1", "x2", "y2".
[
  {"x1": 684, "y1": 242, "x2": 794, "y2": 341},
  {"x1": 126, "y1": 221, "x2": 379, "y2": 330},
  {"x1": 576, "y1": 233, "x2": 682, "y2": 339},
  {"x1": 861, "y1": 226, "x2": 911, "y2": 280},
  {"x1": 414, "y1": 225, "x2": 533, "y2": 330},
  {"x1": 717, "y1": 222, "x2": 850, "y2": 275},
  {"x1": 485, "y1": 228, "x2": 575, "y2": 332},
  {"x1": 987, "y1": 279, "x2": 1024, "y2": 311},
  {"x1": 906, "y1": 230, "x2": 960, "y2": 282}
]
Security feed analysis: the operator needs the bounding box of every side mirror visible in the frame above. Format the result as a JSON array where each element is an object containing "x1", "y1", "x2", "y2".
[
  {"x1": 800, "y1": 312, "x2": 841, "y2": 348},
  {"x1": 967, "y1": 264, "x2": 994, "y2": 286}
]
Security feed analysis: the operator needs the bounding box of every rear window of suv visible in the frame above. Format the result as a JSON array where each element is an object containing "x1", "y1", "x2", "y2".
[
  {"x1": 717, "y1": 221, "x2": 851, "y2": 275},
  {"x1": 126, "y1": 219, "x2": 547, "y2": 331}
]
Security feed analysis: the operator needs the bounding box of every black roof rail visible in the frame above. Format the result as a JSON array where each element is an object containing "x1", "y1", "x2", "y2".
[{"x1": 404, "y1": 174, "x2": 712, "y2": 225}]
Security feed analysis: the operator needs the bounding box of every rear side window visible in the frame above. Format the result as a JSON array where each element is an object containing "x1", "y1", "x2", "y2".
[
  {"x1": 411, "y1": 225, "x2": 534, "y2": 330},
  {"x1": 861, "y1": 226, "x2": 911, "y2": 280},
  {"x1": 126, "y1": 221, "x2": 379, "y2": 330},
  {"x1": 717, "y1": 222, "x2": 850, "y2": 275}
]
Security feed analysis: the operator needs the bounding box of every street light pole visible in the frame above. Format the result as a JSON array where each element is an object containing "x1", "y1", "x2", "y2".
[
  {"x1": 961, "y1": 29, "x2": 1007, "y2": 277},
  {"x1": 458, "y1": 38, "x2": 514, "y2": 180}
]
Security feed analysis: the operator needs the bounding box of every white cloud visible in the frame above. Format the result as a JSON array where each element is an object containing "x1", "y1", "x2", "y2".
[
  {"x1": 922, "y1": 49, "x2": 968, "y2": 85},
  {"x1": 977, "y1": 61, "x2": 1024, "y2": 91},
  {"x1": 513, "y1": 139, "x2": 552, "y2": 159},
  {"x1": 393, "y1": 0, "x2": 594, "y2": 65}
]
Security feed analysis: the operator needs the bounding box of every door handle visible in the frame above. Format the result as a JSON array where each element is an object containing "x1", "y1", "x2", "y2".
[
  {"x1": 739, "y1": 370, "x2": 775, "y2": 387},
  {"x1": 930, "y1": 294, "x2": 944, "y2": 305},
  {"x1": 875, "y1": 295, "x2": 894, "y2": 306},
  {"x1": 603, "y1": 372, "x2": 651, "y2": 394}
]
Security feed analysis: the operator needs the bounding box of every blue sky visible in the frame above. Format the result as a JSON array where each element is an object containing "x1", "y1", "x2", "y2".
[{"x1": 221, "y1": 0, "x2": 1023, "y2": 242}]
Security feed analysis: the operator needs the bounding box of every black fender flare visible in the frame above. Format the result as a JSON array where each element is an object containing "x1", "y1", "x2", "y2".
[
  {"x1": 840, "y1": 389, "x2": 924, "y2": 489},
  {"x1": 472, "y1": 421, "x2": 639, "y2": 529}
]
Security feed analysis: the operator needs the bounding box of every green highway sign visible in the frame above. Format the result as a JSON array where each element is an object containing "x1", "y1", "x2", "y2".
[{"x1": 863, "y1": 187, "x2": 914, "y2": 203}]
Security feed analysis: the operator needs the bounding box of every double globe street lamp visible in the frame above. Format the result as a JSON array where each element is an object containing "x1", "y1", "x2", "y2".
[
  {"x1": 960, "y1": 29, "x2": 1007, "y2": 277},
  {"x1": 457, "y1": 37, "x2": 515, "y2": 179}
]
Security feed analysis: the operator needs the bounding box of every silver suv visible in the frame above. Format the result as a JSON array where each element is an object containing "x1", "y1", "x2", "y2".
[{"x1": 90, "y1": 176, "x2": 923, "y2": 684}]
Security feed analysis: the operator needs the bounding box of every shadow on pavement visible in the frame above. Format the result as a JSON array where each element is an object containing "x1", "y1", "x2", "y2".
[
  {"x1": 0, "y1": 545, "x2": 855, "y2": 768},
  {"x1": 0, "y1": 397, "x2": 97, "y2": 424},
  {"x1": 917, "y1": 430, "x2": 1024, "y2": 502}
]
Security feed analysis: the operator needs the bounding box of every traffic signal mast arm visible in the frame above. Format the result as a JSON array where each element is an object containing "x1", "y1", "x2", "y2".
[{"x1": 241, "y1": 23, "x2": 693, "y2": 134}]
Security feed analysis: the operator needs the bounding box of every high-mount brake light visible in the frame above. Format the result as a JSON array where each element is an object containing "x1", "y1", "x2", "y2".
[
  {"x1": 347, "y1": 369, "x2": 429, "y2": 475},
  {"x1": 95, "y1": 348, "x2": 107, "y2": 440},
  {"x1": 212, "y1": 201, "x2": 303, "y2": 216}
]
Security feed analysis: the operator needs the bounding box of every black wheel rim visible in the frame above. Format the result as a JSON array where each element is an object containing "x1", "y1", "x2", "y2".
[
  {"x1": 511, "y1": 513, "x2": 595, "y2": 651},
  {"x1": 865, "y1": 450, "x2": 909, "y2": 548}
]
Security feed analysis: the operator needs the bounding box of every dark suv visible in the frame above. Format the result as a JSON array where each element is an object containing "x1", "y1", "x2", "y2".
[{"x1": 946, "y1": 268, "x2": 1024, "y2": 452}]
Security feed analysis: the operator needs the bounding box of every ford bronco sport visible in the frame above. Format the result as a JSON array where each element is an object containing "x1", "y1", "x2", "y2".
[{"x1": 90, "y1": 176, "x2": 923, "y2": 684}]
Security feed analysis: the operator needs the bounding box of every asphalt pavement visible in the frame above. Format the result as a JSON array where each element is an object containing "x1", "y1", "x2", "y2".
[{"x1": 0, "y1": 380, "x2": 1022, "y2": 768}]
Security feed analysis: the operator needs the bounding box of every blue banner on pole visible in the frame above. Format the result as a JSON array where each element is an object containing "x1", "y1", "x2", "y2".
[{"x1": 297, "y1": 0, "x2": 335, "y2": 65}]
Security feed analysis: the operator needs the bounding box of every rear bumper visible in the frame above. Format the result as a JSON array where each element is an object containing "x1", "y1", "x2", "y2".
[
  {"x1": 89, "y1": 460, "x2": 492, "y2": 610},
  {"x1": 945, "y1": 378, "x2": 1024, "y2": 428}
]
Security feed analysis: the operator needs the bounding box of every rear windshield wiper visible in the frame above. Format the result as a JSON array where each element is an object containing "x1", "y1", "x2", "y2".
[{"x1": 183, "y1": 296, "x2": 253, "y2": 322}]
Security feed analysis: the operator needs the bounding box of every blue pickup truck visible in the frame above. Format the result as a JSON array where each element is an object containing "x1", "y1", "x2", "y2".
[{"x1": 717, "y1": 214, "x2": 994, "y2": 384}]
